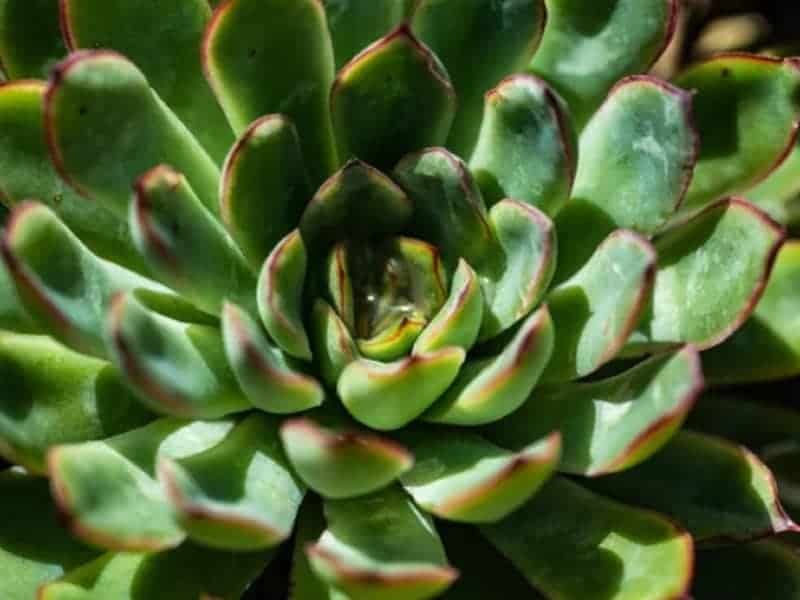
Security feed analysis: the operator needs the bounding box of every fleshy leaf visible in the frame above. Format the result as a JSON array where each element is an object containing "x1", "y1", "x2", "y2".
[
  {"x1": 310, "y1": 299, "x2": 359, "y2": 388},
  {"x1": 107, "y1": 292, "x2": 250, "y2": 419},
  {"x1": 202, "y1": 0, "x2": 337, "y2": 185},
  {"x1": 1, "y1": 202, "x2": 180, "y2": 357},
  {"x1": 0, "y1": 470, "x2": 97, "y2": 600},
  {"x1": 747, "y1": 135, "x2": 800, "y2": 225},
  {"x1": 280, "y1": 410, "x2": 413, "y2": 499},
  {"x1": 411, "y1": 0, "x2": 546, "y2": 155},
  {"x1": 44, "y1": 51, "x2": 220, "y2": 216},
  {"x1": 529, "y1": 0, "x2": 678, "y2": 128},
  {"x1": 425, "y1": 305, "x2": 554, "y2": 426},
  {"x1": 48, "y1": 419, "x2": 235, "y2": 551},
  {"x1": 481, "y1": 477, "x2": 693, "y2": 600},
  {"x1": 469, "y1": 75, "x2": 576, "y2": 216},
  {"x1": 399, "y1": 428, "x2": 559, "y2": 523},
  {"x1": 489, "y1": 347, "x2": 702, "y2": 476},
  {"x1": 678, "y1": 54, "x2": 800, "y2": 209},
  {"x1": 629, "y1": 197, "x2": 785, "y2": 352},
  {"x1": 0, "y1": 0, "x2": 65, "y2": 79},
  {"x1": 0, "y1": 80, "x2": 143, "y2": 272},
  {"x1": 324, "y1": 0, "x2": 406, "y2": 69},
  {"x1": 222, "y1": 302, "x2": 324, "y2": 414},
  {"x1": 307, "y1": 486, "x2": 458, "y2": 600},
  {"x1": 60, "y1": 0, "x2": 233, "y2": 162},
  {"x1": 257, "y1": 229, "x2": 311, "y2": 361},
  {"x1": 330, "y1": 24, "x2": 456, "y2": 171},
  {"x1": 131, "y1": 165, "x2": 256, "y2": 315},
  {"x1": 338, "y1": 346, "x2": 465, "y2": 431},
  {"x1": 588, "y1": 430, "x2": 797, "y2": 541},
  {"x1": 693, "y1": 540, "x2": 800, "y2": 600},
  {"x1": 544, "y1": 230, "x2": 656, "y2": 382},
  {"x1": 479, "y1": 200, "x2": 556, "y2": 340},
  {"x1": 158, "y1": 414, "x2": 305, "y2": 550},
  {"x1": 220, "y1": 114, "x2": 312, "y2": 269},
  {"x1": 39, "y1": 542, "x2": 272, "y2": 600},
  {"x1": 357, "y1": 313, "x2": 426, "y2": 362},
  {"x1": 0, "y1": 332, "x2": 153, "y2": 473},
  {"x1": 414, "y1": 259, "x2": 484, "y2": 355},
  {"x1": 703, "y1": 240, "x2": 800, "y2": 383}
]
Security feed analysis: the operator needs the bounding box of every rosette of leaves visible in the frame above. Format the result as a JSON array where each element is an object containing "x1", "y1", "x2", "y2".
[{"x1": 0, "y1": 1, "x2": 800, "y2": 599}]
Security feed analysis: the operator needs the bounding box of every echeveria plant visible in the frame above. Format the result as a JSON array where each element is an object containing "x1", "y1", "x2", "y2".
[{"x1": 0, "y1": 1, "x2": 800, "y2": 599}]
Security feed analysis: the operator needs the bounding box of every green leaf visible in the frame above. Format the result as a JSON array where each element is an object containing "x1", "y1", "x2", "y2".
[
  {"x1": 338, "y1": 346, "x2": 465, "y2": 431},
  {"x1": 61, "y1": 0, "x2": 233, "y2": 163},
  {"x1": 703, "y1": 240, "x2": 800, "y2": 383},
  {"x1": 0, "y1": 332, "x2": 153, "y2": 473},
  {"x1": 308, "y1": 486, "x2": 458, "y2": 600},
  {"x1": 0, "y1": 246, "x2": 37, "y2": 333},
  {"x1": 310, "y1": 299, "x2": 359, "y2": 388},
  {"x1": 48, "y1": 418, "x2": 235, "y2": 551},
  {"x1": 678, "y1": 54, "x2": 800, "y2": 208},
  {"x1": 0, "y1": 80, "x2": 144, "y2": 272},
  {"x1": 591, "y1": 429, "x2": 797, "y2": 542},
  {"x1": 1, "y1": 202, "x2": 180, "y2": 358},
  {"x1": 107, "y1": 292, "x2": 250, "y2": 419},
  {"x1": 469, "y1": 75, "x2": 576, "y2": 216},
  {"x1": 529, "y1": 0, "x2": 678, "y2": 128},
  {"x1": 39, "y1": 542, "x2": 272, "y2": 600},
  {"x1": 693, "y1": 540, "x2": 800, "y2": 600},
  {"x1": 747, "y1": 136, "x2": 800, "y2": 225},
  {"x1": 45, "y1": 51, "x2": 220, "y2": 217},
  {"x1": 323, "y1": 0, "x2": 406, "y2": 70},
  {"x1": 222, "y1": 302, "x2": 324, "y2": 414},
  {"x1": 221, "y1": 114, "x2": 312, "y2": 269},
  {"x1": 411, "y1": 0, "x2": 546, "y2": 156},
  {"x1": 203, "y1": 0, "x2": 337, "y2": 185},
  {"x1": 257, "y1": 229, "x2": 311, "y2": 360},
  {"x1": 290, "y1": 498, "x2": 335, "y2": 600},
  {"x1": 131, "y1": 164, "x2": 256, "y2": 315},
  {"x1": 425, "y1": 305, "x2": 554, "y2": 426},
  {"x1": 0, "y1": 471, "x2": 97, "y2": 600},
  {"x1": 158, "y1": 413, "x2": 305, "y2": 550},
  {"x1": 489, "y1": 347, "x2": 702, "y2": 476},
  {"x1": 544, "y1": 230, "x2": 656, "y2": 381},
  {"x1": 399, "y1": 428, "x2": 559, "y2": 523},
  {"x1": 330, "y1": 24, "x2": 456, "y2": 171},
  {"x1": 629, "y1": 197, "x2": 785, "y2": 352},
  {"x1": 280, "y1": 410, "x2": 413, "y2": 499},
  {"x1": 481, "y1": 477, "x2": 693, "y2": 600},
  {"x1": 0, "y1": 0, "x2": 65, "y2": 79}
]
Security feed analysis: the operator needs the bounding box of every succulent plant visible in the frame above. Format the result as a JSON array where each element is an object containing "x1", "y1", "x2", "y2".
[{"x1": 1, "y1": 0, "x2": 800, "y2": 599}]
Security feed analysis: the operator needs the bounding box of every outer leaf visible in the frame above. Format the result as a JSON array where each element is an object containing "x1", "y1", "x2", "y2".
[
  {"x1": 330, "y1": 24, "x2": 456, "y2": 171},
  {"x1": 703, "y1": 240, "x2": 800, "y2": 383},
  {"x1": 0, "y1": 0, "x2": 65, "y2": 79},
  {"x1": 747, "y1": 136, "x2": 800, "y2": 225},
  {"x1": 481, "y1": 477, "x2": 693, "y2": 600},
  {"x1": 323, "y1": 0, "x2": 405, "y2": 70},
  {"x1": 203, "y1": 0, "x2": 337, "y2": 185},
  {"x1": 39, "y1": 542, "x2": 272, "y2": 600},
  {"x1": 489, "y1": 347, "x2": 702, "y2": 476},
  {"x1": 0, "y1": 332, "x2": 153, "y2": 473},
  {"x1": 222, "y1": 303, "x2": 324, "y2": 414},
  {"x1": 425, "y1": 305, "x2": 554, "y2": 426},
  {"x1": 469, "y1": 75, "x2": 576, "y2": 216},
  {"x1": 588, "y1": 430, "x2": 797, "y2": 541},
  {"x1": 529, "y1": 0, "x2": 678, "y2": 128},
  {"x1": 399, "y1": 428, "x2": 559, "y2": 523},
  {"x1": 60, "y1": 0, "x2": 233, "y2": 162},
  {"x1": 411, "y1": 0, "x2": 546, "y2": 155},
  {"x1": 630, "y1": 197, "x2": 785, "y2": 352},
  {"x1": 0, "y1": 80, "x2": 143, "y2": 272},
  {"x1": 158, "y1": 414, "x2": 305, "y2": 550},
  {"x1": 44, "y1": 51, "x2": 220, "y2": 216},
  {"x1": 678, "y1": 54, "x2": 800, "y2": 208},
  {"x1": 0, "y1": 256, "x2": 37, "y2": 332},
  {"x1": 107, "y1": 292, "x2": 250, "y2": 419},
  {"x1": 544, "y1": 230, "x2": 656, "y2": 381},
  {"x1": 280, "y1": 411, "x2": 413, "y2": 499},
  {"x1": 307, "y1": 486, "x2": 458, "y2": 600},
  {"x1": 48, "y1": 418, "x2": 235, "y2": 551},
  {"x1": 220, "y1": 114, "x2": 312, "y2": 269}
]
